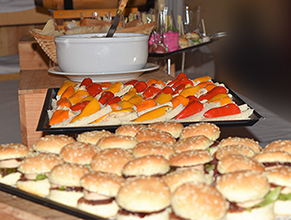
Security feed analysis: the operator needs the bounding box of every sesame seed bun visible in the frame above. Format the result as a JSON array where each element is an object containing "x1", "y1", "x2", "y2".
[
  {"x1": 217, "y1": 154, "x2": 265, "y2": 174},
  {"x1": 169, "y1": 150, "x2": 212, "y2": 169},
  {"x1": 122, "y1": 155, "x2": 170, "y2": 177},
  {"x1": 115, "y1": 124, "x2": 146, "y2": 137},
  {"x1": 215, "y1": 144, "x2": 255, "y2": 160},
  {"x1": 219, "y1": 137, "x2": 262, "y2": 153},
  {"x1": 171, "y1": 182, "x2": 229, "y2": 220},
  {"x1": 178, "y1": 37, "x2": 189, "y2": 49},
  {"x1": 97, "y1": 135, "x2": 138, "y2": 150},
  {"x1": 264, "y1": 140, "x2": 291, "y2": 154},
  {"x1": 135, "y1": 127, "x2": 176, "y2": 144},
  {"x1": 60, "y1": 142, "x2": 99, "y2": 165},
  {"x1": 174, "y1": 135, "x2": 213, "y2": 152},
  {"x1": 0, "y1": 143, "x2": 31, "y2": 161},
  {"x1": 48, "y1": 163, "x2": 90, "y2": 187},
  {"x1": 132, "y1": 140, "x2": 175, "y2": 160},
  {"x1": 216, "y1": 170, "x2": 269, "y2": 204},
  {"x1": 179, "y1": 122, "x2": 220, "y2": 141},
  {"x1": 116, "y1": 176, "x2": 171, "y2": 213},
  {"x1": 253, "y1": 150, "x2": 291, "y2": 164},
  {"x1": 162, "y1": 168, "x2": 206, "y2": 193},
  {"x1": 33, "y1": 134, "x2": 75, "y2": 154},
  {"x1": 18, "y1": 152, "x2": 63, "y2": 174},
  {"x1": 77, "y1": 129, "x2": 114, "y2": 144},
  {"x1": 91, "y1": 148, "x2": 134, "y2": 176},
  {"x1": 147, "y1": 121, "x2": 184, "y2": 138}
]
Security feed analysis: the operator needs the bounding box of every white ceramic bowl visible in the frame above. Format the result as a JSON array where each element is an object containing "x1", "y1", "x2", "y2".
[{"x1": 55, "y1": 33, "x2": 149, "y2": 73}]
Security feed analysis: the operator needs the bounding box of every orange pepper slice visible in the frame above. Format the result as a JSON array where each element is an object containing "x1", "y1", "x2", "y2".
[
  {"x1": 197, "y1": 81, "x2": 214, "y2": 88},
  {"x1": 57, "y1": 80, "x2": 76, "y2": 97},
  {"x1": 119, "y1": 100, "x2": 135, "y2": 109},
  {"x1": 128, "y1": 94, "x2": 143, "y2": 105},
  {"x1": 82, "y1": 95, "x2": 94, "y2": 102},
  {"x1": 68, "y1": 90, "x2": 89, "y2": 105},
  {"x1": 207, "y1": 93, "x2": 229, "y2": 102},
  {"x1": 60, "y1": 86, "x2": 75, "y2": 99},
  {"x1": 156, "y1": 80, "x2": 166, "y2": 87},
  {"x1": 146, "y1": 78, "x2": 158, "y2": 87},
  {"x1": 56, "y1": 97, "x2": 71, "y2": 108},
  {"x1": 134, "y1": 106, "x2": 172, "y2": 122},
  {"x1": 179, "y1": 85, "x2": 200, "y2": 98},
  {"x1": 110, "y1": 103, "x2": 121, "y2": 111},
  {"x1": 171, "y1": 95, "x2": 189, "y2": 108},
  {"x1": 135, "y1": 99, "x2": 156, "y2": 112},
  {"x1": 155, "y1": 93, "x2": 172, "y2": 105},
  {"x1": 204, "y1": 84, "x2": 216, "y2": 92},
  {"x1": 209, "y1": 96, "x2": 232, "y2": 106},
  {"x1": 49, "y1": 110, "x2": 70, "y2": 125},
  {"x1": 103, "y1": 82, "x2": 123, "y2": 94},
  {"x1": 193, "y1": 76, "x2": 212, "y2": 83},
  {"x1": 70, "y1": 98, "x2": 101, "y2": 123},
  {"x1": 100, "y1": 82, "x2": 112, "y2": 88},
  {"x1": 121, "y1": 88, "x2": 137, "y2": 101}
]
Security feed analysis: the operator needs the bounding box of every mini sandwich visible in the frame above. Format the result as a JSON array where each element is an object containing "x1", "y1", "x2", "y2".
[
  {"x1": 265, "y1": 166, "x2": 291, "y2": 216},
  {"x1": 96, "y1": 135, "x2": 138, "y2": 150},
  {"x1": 76, "y1": 130, "x2": 114, "y2": 145},
  {"x1": 218, "y1": 136, "x2": 262, "y2": 153},
  {"x1": 33, "y1": 134, "x2": 75, "y2": 154},
  {"x1": 132, "y1": 140, "x2": 175, "y2": 160},
  {"x1": 263, "y1": 139, "x2": 291, "y2": 154},
  {"x1": 214, "y1": 144, "x2": 256, "y2": 160},
  {"x1": 91, "y1": 148, "x2": 134, "y2": 176},
  {"x1": 253, "y1": 150, "x2": 291, "y2": 170},
  {"x1": 0, "y1": 143, "x2": 31, "y2": 185},
  {"x1": 147, "y1": 121, "x2": 184, "y2": 139},
  {"x1": 162, "y1": 168, "x2": 206, "y2": 193},
  {"x1": 48, "y1": 163, "x2": 91, "y2": 207},
  {"x1": 135, "y1": 127, "x2": 176, "y2": 144},
  {"x1": 171, "y1": 182, "x2": 229, "y2": 220},
  {"x1": 179, "y1": 122, "x2": 220, "y2": 141},
  {"x1": 116, "y1": 176, "x2": 171, "y2": 220},
  {"x1": 59, "y1": 141, "x2": 99, "y2": 165},
  {"x1": 217, "y1": 154, "x2": 265, "y2": 174},
  {"x1": 77, "y1": 171, "x2": 125, "y2": 218},
  {"x1": 115, "y1": 124, "x2": 146, "y2": 137},
  {"x1": 122, "y1": 155, "x2": 170, "y2": 178},
  {"x1": 216, "y1": 170, "x2": 275, "y2": 220},
  {"x1": 174, "y1": 135, "x2": 213, "y2": 152},
  {"x1": 16, "y1": 152, "x2": 64, "y2": 197}
]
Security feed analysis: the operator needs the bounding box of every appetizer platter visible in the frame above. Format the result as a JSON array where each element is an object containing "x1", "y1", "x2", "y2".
[
  {"x1": 37, "y1": 73, "x2": 262, "y2": 134},
  {"x1": 2, "y1": 122, "x2": 291, "y2": 220}
]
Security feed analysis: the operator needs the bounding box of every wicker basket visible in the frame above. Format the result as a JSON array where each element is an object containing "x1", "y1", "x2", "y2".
[
  {"x1": 29, "y1": 22, "x2": 156, "y2": 65},
  {"x1": 29, "y1": 29, "x2": 58, "y2": 64}
]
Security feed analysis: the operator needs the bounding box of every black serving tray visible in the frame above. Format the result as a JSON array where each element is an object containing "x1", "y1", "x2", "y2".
[
  {"x1": 0, "y1": 183, "x2": 107, "y2": 219},
  {"x1": 37, "y1": 84, "x2": 264, "y2": 135},
  {"x1": 148, "y1": 39, "x2": 218, "y2": 58}
]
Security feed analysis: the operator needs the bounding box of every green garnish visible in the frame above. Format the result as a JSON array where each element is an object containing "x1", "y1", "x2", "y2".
[
  {"x1": 278, "y1": 192, "x2": 291, "y2": 201},
  {"x1": 204, "y1": 163, "x2": 215, "y2": 173},
  {"x1": 258, "y1": 186, "x2": 281, "y2": 207},
  {"x1": 34, "y1": 174, "x2": 47, "y2": 181},
  {"x1": 58, "y1": 186, "x2": 66, "y2": 191}
]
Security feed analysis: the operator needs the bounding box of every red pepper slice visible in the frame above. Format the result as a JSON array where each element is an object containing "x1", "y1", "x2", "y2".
[
  {"x1": 105, "y1": 96, "x2": 121, "y2": 106},
  {"x1": 99, "y1": 91, "x2": 114, "y2": 105},
  {"x1": 187, "y1": 95, "x2": 199, "y2": 103},
  {"x1": 167, "y1": 72, "x2": 188, "y2": 86},
  {"x1": 172, "y1": 77, "x2": 194, "y2": 89},
  {"x1": 153, "y1": 86, "x2": 174, "y2": 99},
  {"x1": 86, "y1": 83, "x2": 102, "y2": 97},
  {"x1": 175, "y1": 101, "x2": 204, "y2": 119},
  {"x1": 173, "y1": 84, "x2": 186, "y2": 94},
  {"x1": 80, "y1": 78, "x2": 93, "y2": 87},
  {"x1": 198, "y1": 86, "x2": 227, "y2": 101},
  {"x1": 124, "y1": 80, "x2": 139, "y2": 86},
  {"x1": 143, "y1": 84, "x2": 162, "y2": 99},
  {"x1": 70, "y1": 101, "x2": 90, "y2": 111},
  {"x1": 134, "y1": 81, "x2": 147, "y2": 93},
  {"x1": 204, "y1": 103, "x2": 241, "y2": 118}
]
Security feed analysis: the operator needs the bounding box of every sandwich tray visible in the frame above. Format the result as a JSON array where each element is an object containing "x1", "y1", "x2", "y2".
[
  {"x1": 0, "y1": 183, "x2": 107, "y2": 219},
  {"x1": 36, "y1": 86, "x2": 264, "y2": 135},
  {"x1": 148, "y1": 38, "x2": 218, "y2": 58}
]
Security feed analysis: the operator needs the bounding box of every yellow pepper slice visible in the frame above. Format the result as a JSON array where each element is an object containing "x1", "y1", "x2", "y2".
[
  {"x1": 68, "y1": 90, "x2": 89, "y2": 105},
  {"x1": 155, "y1": 93, "x2": 172, "y2": 105},
  {"x1": 134, "y1": 106, "x2": 172, "y2": 122},
  {"x1": 209, "y1": 96, "x2": 232, "y2": 106},
  {"x1": 57, "y1": 80, "x2": 76, "y2": 97},
  {"x1": 207, "y1": 93, "x2": 229, "y2": 103},
  {"x1": 121, "y1": 88, "x2": 137, "y2": 101},
  {"x1": 82, "y1": 96, "x2": 94, "y2": 102},
  {"x1": 193, "y1": 76, "x2": 212, "y2": 83},
  {"x1": 128, "y1": 94, "x2": 143, "y2": 105},
  {"x1": 119, "y1": 100, "x2": 135, "y2": 109},
  {"x1": 104, "y1": 82, "x2": 123, "y2": 94},
  {"x1": 179, "y1": 85, "x2": 200, "y2": 98},
  {"x1": 70, "y1": 98, "x2": 101, "y2": 123}
]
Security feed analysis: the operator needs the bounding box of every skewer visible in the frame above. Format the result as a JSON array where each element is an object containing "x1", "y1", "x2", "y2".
[{"x1": 202, "y1": 18, "x2": 206, "y2": 36}]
